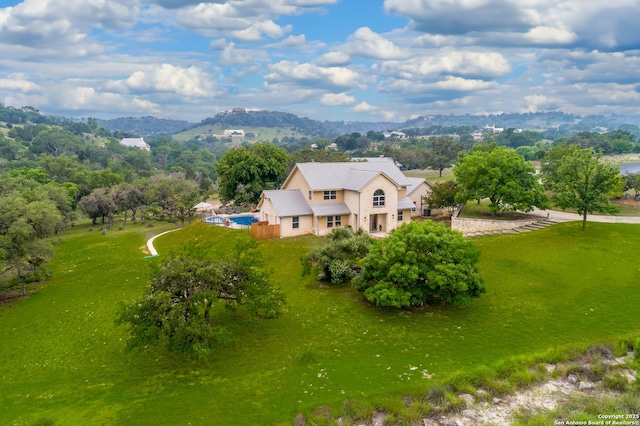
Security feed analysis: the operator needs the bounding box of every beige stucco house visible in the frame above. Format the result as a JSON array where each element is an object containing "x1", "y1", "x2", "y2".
[{"x1": 256, "y1": 159, "x2": 432, "y2": 238}]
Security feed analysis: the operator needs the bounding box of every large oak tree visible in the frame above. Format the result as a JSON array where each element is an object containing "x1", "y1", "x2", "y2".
[
  {"x1": 454, "y1": 144, "x2": 548, "y2": 214},
  {"x1": 116, "y1": 244, "x2": 286, "y2": 357}
]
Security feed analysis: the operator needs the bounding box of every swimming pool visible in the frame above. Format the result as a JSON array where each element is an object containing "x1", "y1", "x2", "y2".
[
  {"x1": 229, "y1": 215, "x2": 258, "y2": 226},
  {"x1": 203, "y1": 215, "x2": 258, "y2": 227}
]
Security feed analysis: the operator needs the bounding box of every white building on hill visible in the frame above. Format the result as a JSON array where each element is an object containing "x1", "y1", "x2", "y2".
[{"x1": 119, "y1": 137, "x2": 150, "y2": 151}]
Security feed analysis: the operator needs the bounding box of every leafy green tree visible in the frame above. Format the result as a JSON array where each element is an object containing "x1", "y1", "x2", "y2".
[
  {"x1": 623, "y1": 173, "x2": 640, "y2": 198},
  {"x1": 353, "y1": 221, "x2": 485, "y2": 308},
  {"x1": 423, "y1": 180, "x2": 459, "y2": 215},
  {"x1": 116, "y1": 244, "x2": 286, "y2": 357},
  {"x1": 216, "y1": 143, "x2": 289, "y2": 205},
  {"x1": 514, "y1": 145, "x2": 535, "y2": 160},
  {"x1": 144, "y1": 174, "x2": 200, "y2": 226},
  {"x1": 29, "y1": 127, "x2": 84, "y2": 157},
  {"x1": 112, "y1": 183, "x2": 146, "y2": 226},
  {"x1": 302, "y1": 227, "x2": 372, "y2": 284},
  {"x1": 425, "y1": 136, "x2": 463, "y2": 177},
  {"x1": 0, "y1": 193, "x2": 62, "y2": 295},
  {"x1": 77, "y1": 188, "x2": 117, "y2": 228},
  {"x1": 454, "y1": 145, "x2": 548, "y2": 214},
  {"x1": 541, "y1": 147, "x2": 625, "y2": 230}
]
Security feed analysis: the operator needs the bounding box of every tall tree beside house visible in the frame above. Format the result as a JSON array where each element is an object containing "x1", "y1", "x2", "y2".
[
  {"x1": 216, "y1": 143, "x2": 289, "y2": 205},
  {"x1": 353, "y1": 221, "x2": 485, "y2": 308},
  {"x1": 541, "y1": 146, "x2": 624, "y2": 230},
  {"x1": 423, "y1": 180, "x2": 459, "y2": 216},
  {"x1": 454, "y1": 144, "x2": 548, "y2": 214}
]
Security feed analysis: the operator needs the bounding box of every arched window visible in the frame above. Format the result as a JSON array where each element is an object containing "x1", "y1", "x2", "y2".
[{"x1": 373, "y1": 189, "x2": 385, "y2": 207}]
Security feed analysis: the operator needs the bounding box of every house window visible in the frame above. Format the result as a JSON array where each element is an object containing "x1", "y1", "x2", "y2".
[
  {"x1": 323, "y1": 190, "x2": 336, "y2": 200},
  {"x1": 373, "y1": 189, "x2": 385, "y2": 207},
  {"x1": 397, "y1": 210, "x2": 403, "y2": 221},
  {"x1": 308, "y1": 190, "x2": 312, "y2": 200},
  {"x1": 327, "y1": 215, "x2": 341, "y2": 228},
  {"x1": 292, "y1": 216, "x2": 299, "y2": 229}
]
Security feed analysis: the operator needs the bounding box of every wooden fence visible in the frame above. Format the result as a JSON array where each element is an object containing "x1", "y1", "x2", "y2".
[{"x1": 251, "y1": 221, "x2": 280, "y2": 240}]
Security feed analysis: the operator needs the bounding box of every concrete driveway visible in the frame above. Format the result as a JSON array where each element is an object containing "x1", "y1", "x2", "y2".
[{"x1": 530, "y1": 208, "x2": 640, "y2": 224}]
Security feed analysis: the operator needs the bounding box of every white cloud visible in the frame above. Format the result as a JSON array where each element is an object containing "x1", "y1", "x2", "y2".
[
  {"x1": 316, "y1": 51, "x2": 352, "y2": 67},
  {"x1": 220, "y1": 42, "x2": 267, "y2": 66},
  {"x1": 55, "y1": 86, "x2": 160, "y2": 115},
  {"x1": 320, "y1": 93, "x2": 356, "y2": 106},
  {"x1": 384, "y1": 0, "x2": 640, "y2": 50},
  {"x1": 352, "y1": 101, "x2": 377, "y2": 112},
  {"x1": 265, "y1": 61, "x2": 368, "y2": 90},
  {"x1": 106, "y1": 64, "x2": 216, "y2": 97},
  {"x1": 0, "y1": 0, "x2": 138, "y2": 52},
  {"x1": 377, "y1": 50, "x2": 511, "y2": 80},
  {"x1": 523, "y1": 26, "x2": 577, "y2": 45},
  {"x1": 0, "y1": 73, "x2": 40, "y2": 92},
  {"x1": 342, "y1": 27, "x2": 409, "y2": 60}
]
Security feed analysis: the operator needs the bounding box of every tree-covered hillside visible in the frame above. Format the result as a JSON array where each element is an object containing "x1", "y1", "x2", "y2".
[
  {"x1": 199, "y1": 110, "x2": 341, "y2": 139},
  {"x1": 97, "y1": 116, "x2": 195, "y2": 138}
]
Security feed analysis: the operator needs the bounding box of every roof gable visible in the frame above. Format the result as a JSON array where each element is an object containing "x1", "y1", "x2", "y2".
[
  {"x1": 283, "y1": 161, "x2": 410, "y2": 191},
  {"x1": 259, "y1": 190, "x2": 313, "y2": 217},
  {"x1": 406, "y1": 177, "x2": 431, "y2": 196}
]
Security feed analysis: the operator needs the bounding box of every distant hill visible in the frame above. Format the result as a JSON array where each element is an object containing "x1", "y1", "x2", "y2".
[
  {"x1": 96, "y1": 116, "x2": 196, "y2": 138},
  {"x1": 4, "y1": 102, "x2": 640, "y2": 141},
  {"x1": 199, "y1": 110, "x2": 342, "y2": 139}
]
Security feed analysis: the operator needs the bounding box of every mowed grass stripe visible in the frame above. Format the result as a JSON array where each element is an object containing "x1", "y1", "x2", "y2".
[{"x1": 1, "y1": 221, "x2": 639, "y2": 425}]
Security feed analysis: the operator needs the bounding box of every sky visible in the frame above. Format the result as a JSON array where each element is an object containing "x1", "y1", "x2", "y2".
[{"x1": 1, "y1": 0, "x2": 640, "y2": 123}]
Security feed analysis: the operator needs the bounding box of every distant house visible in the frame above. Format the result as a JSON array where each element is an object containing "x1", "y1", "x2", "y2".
[
  {"x1": 256, "y1": 160, "x2": 432, "y2": 238},
  {"x1": 471, "y1": 130, "x2": 484, "y2": 141},
  {"x1": 223, "y1": 129, "x2": 245, "y2": 137},
  {"x1": 483, "y1": 124, "x2": 504, "y2": 133},
  {"x1": 383, "y1": 131, "x2": 407, "y2": 139},
  {"x1": 325, "y1": 142, "x2": 338, "y2": 151},
  {"x1": 119, "y1": 137, "x2": 150, "y2": 152}
]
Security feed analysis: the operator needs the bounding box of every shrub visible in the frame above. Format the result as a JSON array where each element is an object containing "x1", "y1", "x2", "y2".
[
  {"x1": 353, "y1": 221, "x2": 485, "y2": 308},
  {"x1": 303, "y1": 227, "x2": 372, "y2": 285}
]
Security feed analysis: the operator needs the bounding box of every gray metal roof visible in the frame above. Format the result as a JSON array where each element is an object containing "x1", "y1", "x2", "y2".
[
  {"x1": 406, "y1": 177, "x2": 430, "y2": 196},
  {"x1": 310, "y1": 202, "x2": 352, "y2": 217},
  {"x1": 292, "y1": 161, "x2": 411, "y2": 191},
  {"x1": 262, "y1": 190, "x2": 313, "y2": 217},
  {"x1": 398, "y1": 197, "x2": 417, "y2": 210}
]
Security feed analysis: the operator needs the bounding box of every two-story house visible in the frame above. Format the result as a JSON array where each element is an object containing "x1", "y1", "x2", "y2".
[{"x1": 256, "y1": 160, "x2": 431, "y2": 238}]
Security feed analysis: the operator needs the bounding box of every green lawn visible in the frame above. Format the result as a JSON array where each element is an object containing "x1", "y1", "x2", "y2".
[
  {"x1": 404, "y1": 167, "x2": 454, "y2": 184},
  {"x1": 1, "y1": 220, "x2": 639, "y2": 425}
]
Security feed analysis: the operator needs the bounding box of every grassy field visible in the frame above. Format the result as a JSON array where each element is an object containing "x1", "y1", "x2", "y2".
[
  {"x1": 404, "y1": 167, "x2": 454, "y2": 184},
  {"x1": 1, "y1": 220, "x2": 639, "y2": 425}
]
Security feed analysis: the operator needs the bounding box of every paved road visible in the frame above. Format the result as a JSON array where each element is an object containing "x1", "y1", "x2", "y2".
[{"x1": 531, "y1": 208, "x2": 640, "y2": 224}]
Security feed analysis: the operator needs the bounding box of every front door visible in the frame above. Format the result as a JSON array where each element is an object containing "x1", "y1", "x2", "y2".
[{"x1": 370, "y1": 214, "x2": 378, "y2": 232}]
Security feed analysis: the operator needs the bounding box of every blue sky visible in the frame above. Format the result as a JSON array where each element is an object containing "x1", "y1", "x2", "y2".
[{"x1": 1, "y1": 0, "x2": 640, "y2": 123}]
